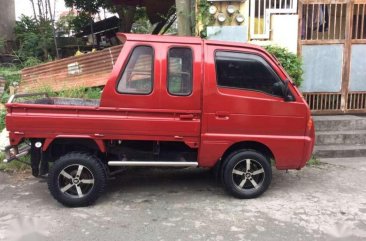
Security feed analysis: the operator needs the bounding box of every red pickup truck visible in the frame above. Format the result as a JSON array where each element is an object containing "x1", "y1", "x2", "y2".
[{"x1": 5, "y1": 33, "x2": 315, "y2": 207}]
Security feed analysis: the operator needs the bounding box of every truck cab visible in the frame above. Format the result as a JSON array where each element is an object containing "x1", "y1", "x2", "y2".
[{"x1": 5, "y1": 34, "x2": 315, "y2": 207}]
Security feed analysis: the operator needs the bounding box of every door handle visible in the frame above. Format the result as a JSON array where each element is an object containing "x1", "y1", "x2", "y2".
[
  {"x1": 179, "y1": 114, "x2": 194, "y2": 120},
  {"x1": 215, "y1": 112, "x2": 229, "y2": 120},
  {"x1": 174, "y1": 136, "x2": 184, "y2": 140}
]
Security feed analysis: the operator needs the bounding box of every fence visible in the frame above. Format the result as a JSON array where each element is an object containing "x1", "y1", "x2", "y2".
[
  {"x1": 19, "y1": 45, "x2": 123, "y2": 92},
  {"x1": 299, "y1": 0, "x2": 366, "y2": 114}
]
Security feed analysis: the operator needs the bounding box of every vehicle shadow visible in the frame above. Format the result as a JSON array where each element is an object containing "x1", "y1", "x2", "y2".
[
  {"x1": 99, "y1": 167, "x2": 225, "y2": 201},
  {"x1": 97, "y1": 167, "x2": 309, "y2": 204}
]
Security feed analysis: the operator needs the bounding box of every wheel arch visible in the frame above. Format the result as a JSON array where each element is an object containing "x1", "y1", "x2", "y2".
[
  {"x1": 40, "y1": 137, "x2": 106, "y2": 163},
  {"x1": 43, "y1": 136, "x2": 106, "y2": 153},
  {"x1": 222, "y1": 141, "x2": 275, "y2": 165},
  {"x1": 214, "y1": 141, "x2": 275, "y2": 185}
]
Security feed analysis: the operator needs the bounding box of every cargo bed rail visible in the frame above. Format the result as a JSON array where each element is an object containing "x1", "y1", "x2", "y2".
[{"x1": 7, "y1": 92, "x2": 50, "y2": 104}]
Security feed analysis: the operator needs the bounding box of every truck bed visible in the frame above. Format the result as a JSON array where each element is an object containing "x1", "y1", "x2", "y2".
[
  {"x1": 22, "y1": 97, "x2": 100, "y2": 107},
  {"x1": 5, "y1": 93, "x2": 201, "y2": 149}
]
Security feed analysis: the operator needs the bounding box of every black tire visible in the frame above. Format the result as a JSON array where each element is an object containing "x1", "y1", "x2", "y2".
[
  {"x1": 48, "y1": 152, "x2": 107, "y2": 207},
  {"x1": 222, "y1": 150, "x2": 272, "y2": 199}
]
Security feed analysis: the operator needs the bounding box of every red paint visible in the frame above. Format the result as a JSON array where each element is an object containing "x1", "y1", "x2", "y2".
[{"x1": 6, "y1": 34, "x2": 315, "y2": 170}]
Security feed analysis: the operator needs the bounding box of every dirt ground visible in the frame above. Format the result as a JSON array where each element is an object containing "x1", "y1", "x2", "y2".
[{"x1": 0, "y1": 158, "x2": 365, "y2": 241}]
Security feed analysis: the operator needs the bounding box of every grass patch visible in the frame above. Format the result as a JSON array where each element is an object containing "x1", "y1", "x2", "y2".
[
  {"x1": 36, "y1": 85, "x2": 103, "y2": 99},
  {"x1": 58, "y1": 86, "x2": 103, "y2": 99},
  {"x1": 0, "y1": 66, "x2": 21, "y2": 104},
  {"x1": 307, "y1": 155, "x2": 322, "y2": 166},
  {"x1": 0, "y1": 153, "x2": 31, "y2": 173}
]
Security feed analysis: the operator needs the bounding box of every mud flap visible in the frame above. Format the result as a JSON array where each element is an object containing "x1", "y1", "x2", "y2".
[{"x1": 30, "y1": 140, "x2": 48, "y2": 177}]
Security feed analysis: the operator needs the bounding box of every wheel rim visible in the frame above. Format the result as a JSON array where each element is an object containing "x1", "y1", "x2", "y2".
[
  {"x1": 58, "y1": 164, "x2": 95, "y2": 198},
  {"x1": 231, "y1": 159, "x2": 265, "y2": 191}
]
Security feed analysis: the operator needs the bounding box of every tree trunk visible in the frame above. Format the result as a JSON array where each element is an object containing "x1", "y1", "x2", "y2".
[
  {"x1": 115, "y1": 4, "x2": 136, "y2": 33},
  {"x1": 30, "y1": 0, "x2": 38, "y2": 20},
  {"x1": 47, "y1": 0, "x2": 59, "y2": 58},
  {"x1": 175, "y1": 0, "x2": 192, "y2": 36},
  {"x1": 37, "y1": 0, "x2": 43, "y2": 19}
]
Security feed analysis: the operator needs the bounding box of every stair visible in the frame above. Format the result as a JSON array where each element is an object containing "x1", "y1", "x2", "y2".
[{"x1": 314, "y1": 115, "x2": 366, "y2": 158}]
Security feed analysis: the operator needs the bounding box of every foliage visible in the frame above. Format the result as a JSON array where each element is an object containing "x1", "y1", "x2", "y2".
[
  {"x1": 58, "y1": 87, "x2": 103, "y2": 99},
  {"x1": 0, "y1": 37, "x2": 5, "y2": 53},
  {"x1": 307, "y1": 156, "x2": 322, "y2": 166},
  {"x1": 70, "y1": 12, "x2": 92, "y2": 33},
  {"x1": 22, "y1": 57, "x2": 43, "y2": 68},
  {"x1": 0, "y1": 152, "x2": 31, "y2": 173},
  {"x1": 197, "y1": 0, "x2": 215, "y2": 38},
  {"x1": 131, "y1": 7, "x2": 152, "y2": 34},
  {"x1": 36, "y1": 85, "x2": 103, "y2": 99},
  {"x1": 64, "y1": 0, "x2": 112, "y2": 14},
  {"x1": 56, "y1": 12, "x2": 77, "y2": 36},
  {"x1": 0, "y1": 109, "x2": 6, "y2": 130},
  {"x1": 265, "y1": 45, "x2": 304, "y2": 87},
  {"x1": 14, "y1": 15, "x2": 54, "y2": 63},
  {"x1": 0, "y1": 66, "x2": 21, "y2": 97}
]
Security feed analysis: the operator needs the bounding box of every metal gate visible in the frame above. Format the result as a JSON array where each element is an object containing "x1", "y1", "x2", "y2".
[{"x1": 298, "y1": 0, "x2": 366, "y2": 114}]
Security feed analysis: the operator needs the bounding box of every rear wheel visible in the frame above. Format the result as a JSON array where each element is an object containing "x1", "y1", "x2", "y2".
[
  {"x1": 48, "y1": 152, "x2": 106, "y2": 207},
  {"x1": 223, "y1": 150, "x2": 272, "y2": 199}
]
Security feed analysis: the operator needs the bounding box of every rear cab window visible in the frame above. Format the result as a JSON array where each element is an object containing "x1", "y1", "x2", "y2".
[
  {"x1": 117, "y1": 46, "x2": 154, "y2": 94},
  {"x1": 167, "y1": 47, "x2": 193, "y2": 96}
]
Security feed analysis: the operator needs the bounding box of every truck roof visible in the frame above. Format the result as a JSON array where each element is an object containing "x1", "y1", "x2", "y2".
[{"x1": 117, "y1": 33, "x2": 267, "y2": 52}]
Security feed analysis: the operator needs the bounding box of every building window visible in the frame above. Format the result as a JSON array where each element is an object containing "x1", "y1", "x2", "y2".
[
  {"x1": 168, "y1": 48, "x2": 193, "y2": 96},
  {"x1": 117, "y1": 46, "x2": 154, "y2": 94},
  {"x1": 215, "y1": 51, "x2": 283, "y2": 97}
]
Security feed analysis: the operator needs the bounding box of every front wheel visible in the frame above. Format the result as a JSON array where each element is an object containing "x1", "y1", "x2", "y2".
[
  {"x1": 48, "y1": 152, "x2": 106, "y2": 207},
  {"x1": 223, "y1": 150, "x2": 272, "y2": 199}
]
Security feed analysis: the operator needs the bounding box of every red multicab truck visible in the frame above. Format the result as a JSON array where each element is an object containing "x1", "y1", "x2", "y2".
[{"x1": 4, "y1": 34, "x2": 315, "y2": 207}]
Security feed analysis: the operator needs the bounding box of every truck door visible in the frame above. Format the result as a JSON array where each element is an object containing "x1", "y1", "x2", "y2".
[
  {"x1": 158, "y1": 44, "x2": 202, "y2": 148},
  {"x1": 200, "y1": 45, "x2": 309, "y2": 168}
]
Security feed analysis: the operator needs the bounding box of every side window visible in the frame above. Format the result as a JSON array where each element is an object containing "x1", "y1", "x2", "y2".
[
  {"x1": 168, "y1": 48, "x2": 193, "y2": 96},
  {"x1": 117, "y1": 46, "x2": 153, "y2": 94},
  {"x1": 215, "y1": 51, "x2": 284, "y2": 97}
]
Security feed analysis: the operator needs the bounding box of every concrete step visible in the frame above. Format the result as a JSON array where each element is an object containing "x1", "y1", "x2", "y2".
[
  {"x1": 316, "y1": 130, "x2": 366, "y2": 145},
  {"x1": 314, "y1": 115, "x2": 366, "y2": 132},
  {"x1": 314, "y1": 144, "x2": 366, "y2": 158},
  {"x1": 319, "y1": 157, "x2": 366, "y2": 168}
]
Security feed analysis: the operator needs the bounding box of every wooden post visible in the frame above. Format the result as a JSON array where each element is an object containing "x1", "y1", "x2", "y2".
[{"x1": 340, "y1": 1, "x2": 354, "y2": 112}]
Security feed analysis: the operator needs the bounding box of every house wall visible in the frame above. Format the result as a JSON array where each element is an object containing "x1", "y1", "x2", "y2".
[{"x1": 197, "y1": 0, "x2": 299, "y2": 53}]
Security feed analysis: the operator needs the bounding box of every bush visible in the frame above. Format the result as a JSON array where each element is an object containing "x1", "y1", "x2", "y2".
[
  {"x1": 265, "y1": 45, "x2": 303, "y2": 87},
  {"x1": 0, "y1": 66, "x2": 21, "y2": 98},
  {"x1": 14, "y1": 15, "x2": 54, "y2": 63}
]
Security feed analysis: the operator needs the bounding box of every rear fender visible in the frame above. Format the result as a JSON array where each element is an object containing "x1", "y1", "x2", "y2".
[{"x1": 42, "y1": 135, "x2": 106, "y2": 153}]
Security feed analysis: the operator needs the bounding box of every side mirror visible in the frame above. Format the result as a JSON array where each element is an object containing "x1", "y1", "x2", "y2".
[
  {"x1": 282, "y1": 80, "x2": 295, "y2": 102},
  {"x1": 273, "y1": 80, "x2": 295, "y2": 101}
]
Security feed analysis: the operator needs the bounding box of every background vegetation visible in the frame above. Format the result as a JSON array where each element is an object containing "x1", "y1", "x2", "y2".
[{"x1": 265, "y1": 45, "x2": 304, "y2": 87}]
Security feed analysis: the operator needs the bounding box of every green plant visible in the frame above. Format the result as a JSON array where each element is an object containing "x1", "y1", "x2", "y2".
[
  {"x1": 14, "y1": 15, "x2": 54, "y2": 63},
  {"x1": 197, "y1": 0, "x2": 215, "y2": 38},
  {"x1": 0, "y1": 153, "x2": 31, "y2": 173},
  {"x1": 265, "y1": 45, "x2": 304, "y2": 87},
  {"x1": 0, "y1": 66, "x2": 21, "y2": 99},
  {"x1": 22, "y1": 57, "x2": 43, "y2": 68},
  {"x1": 0, "y1": 109, "x2": 6, "y2": 130},
  {"x1": 0, "y1": 37, "x2": 5, "y2": 53},
  {"x1": 307, "y1": 156, "x2": 321, "y2": 166},
  {"x1": 131, "y1": 7, "x2": 152, "y2": 34},
  {"x1": 34, "y1": 86, "x2": 103, "y2": 99}
]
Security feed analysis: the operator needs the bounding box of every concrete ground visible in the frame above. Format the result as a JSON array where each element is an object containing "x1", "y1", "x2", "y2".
[{"x1": 0, "y1": 159, "x2": 365, "y2": 241}]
